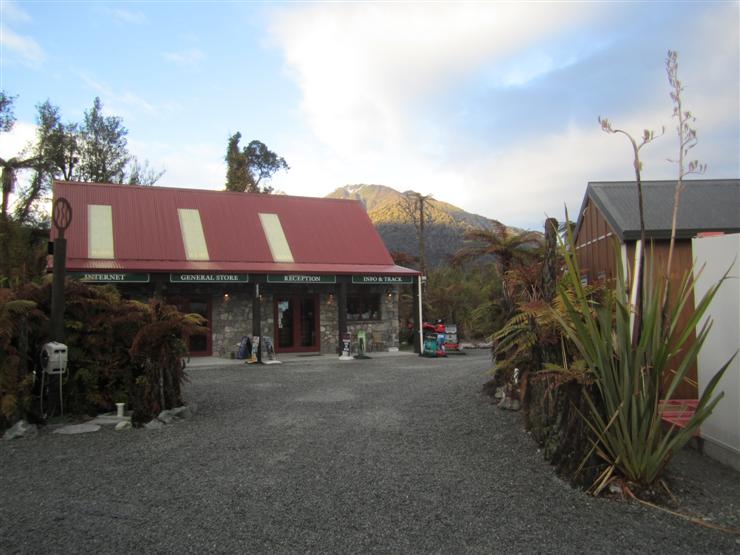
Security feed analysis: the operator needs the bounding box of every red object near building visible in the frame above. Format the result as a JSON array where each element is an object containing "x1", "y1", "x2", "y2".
[{"x1": 422, "y1": 321, "x2": 446, "y2": 357}]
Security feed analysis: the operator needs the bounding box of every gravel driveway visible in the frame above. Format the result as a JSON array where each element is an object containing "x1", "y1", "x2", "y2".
[{"x1": 1, "y1": 351, "x2": 738, "y2": 554}]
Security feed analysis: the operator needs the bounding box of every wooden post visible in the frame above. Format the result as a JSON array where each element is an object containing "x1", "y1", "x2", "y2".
[
  {"x1": 50, "y1": 238, "x2": 67, "y2": 341},
  {"x1": 50, "y1": 198, "x2": 72, "y2": 342},
  {"x1": 252, "y1": 281, "x2": 262, "y2": 363},
  {"x1": 412, "y1": 276, "x2": 421, "y2": 354},
  {"x1": 337, "y1": 279, "x2": 347, "y2": 355}
]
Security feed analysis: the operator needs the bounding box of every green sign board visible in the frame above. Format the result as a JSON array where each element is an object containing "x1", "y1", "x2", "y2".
[
  {"x1": 352, "y1": 276, "x2": 414, "y2": 285},
  {"x1": 170, "y1": 273, "x2": 249, "y2": 283},
  {"x1": 267, "y1": 274, "x2": 336, "y2": 284},
  {"x1": 70, "y1": 272, "x2": 150, "y2": 283}
]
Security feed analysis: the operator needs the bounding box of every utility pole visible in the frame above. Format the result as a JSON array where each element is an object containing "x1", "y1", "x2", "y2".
[
  {"x1": 417, "y1": 193, "x2": 427, "y2": 277},
  {"x1": 401, "y1": 192, "x2": 431, "y2": 277}
]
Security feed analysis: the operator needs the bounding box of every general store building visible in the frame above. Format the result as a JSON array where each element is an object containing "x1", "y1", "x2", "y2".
[{"x1": 51, "y1": 181, "x2": 420, "y2": 357}]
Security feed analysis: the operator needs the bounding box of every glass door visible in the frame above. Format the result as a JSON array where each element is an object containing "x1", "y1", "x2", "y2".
[
  {"x1": 276, "y1": 299, "x2": 294, "y2": 349},
  {"x1": 274, "y1": 295, "x2": 319, "y2": 352},
  {"x1": 299, "y1": 297, "x2": 316, "y2": 347}
]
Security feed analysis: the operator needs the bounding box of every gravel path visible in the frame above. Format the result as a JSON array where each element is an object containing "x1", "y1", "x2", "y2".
[{"x1": 1, "y1": 351, "x2": 738, "y2": 554}]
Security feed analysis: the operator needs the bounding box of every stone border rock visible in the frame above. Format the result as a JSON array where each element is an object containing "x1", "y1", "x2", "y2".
[
  {"x1": 2, "y1": 420, "x2": 38, "y2": 440},
  {"x1": 2, "y1": 403, "x2": 196, "y2": 438},
  {"x1": 143, "y1": 404, "x2": 196, "y2": 430}
]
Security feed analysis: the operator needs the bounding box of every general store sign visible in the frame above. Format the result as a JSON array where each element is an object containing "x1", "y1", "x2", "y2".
[
  {"x1": 267, "y1": 274, "x2": 336, "y2": 284},
  {"x1": 70, "y1": 272, "x2": 150, "y2": 283},
  {"x1": 352, "y1": 276, "x2": 414, "y2": 285},
  {"x1": 170, "y1": 273, "x2": 249, "y2": 283}
]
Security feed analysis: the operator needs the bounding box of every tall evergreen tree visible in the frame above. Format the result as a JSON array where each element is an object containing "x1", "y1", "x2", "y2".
[
  {"x1": 0, "y1": 94, "x2": 39, "y2": 221},
  {"x1": 8, "y1": 97, "x2": 164, "y2": 224},
  {"x1": 14, "y1": 101, "x2": 75, "y2": 222},
  {"x1": 78, "y1": 97, "x2": 130, "y2": 183},
  {"x1": 224, "y1": 132, "x2": 288, "y2": 193},
  {"x1": 225, "y1": 132, "x2": 252, "y2": 192},
  {"x1": 0, "y1": 91, "x2": 17, "y2": 132}
]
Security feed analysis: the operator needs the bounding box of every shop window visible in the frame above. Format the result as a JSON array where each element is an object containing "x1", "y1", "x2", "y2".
[{"x1": 347, "y1": 293, "x2": 381, "y2": 321}]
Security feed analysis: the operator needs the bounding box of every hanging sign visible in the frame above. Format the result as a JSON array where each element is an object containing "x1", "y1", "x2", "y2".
[
  {"x1": 352, "y1": 276, "x2": 414, "y2": 285},
  {"x1": 70, "y1": 272, "x2": 150, "y2": 283},
  {"x1": 267, "y1": 274, "x2": 336, "y2": 284},
  {"x1": 170, "y1": 273, "x2": 249, "y2": 283}
]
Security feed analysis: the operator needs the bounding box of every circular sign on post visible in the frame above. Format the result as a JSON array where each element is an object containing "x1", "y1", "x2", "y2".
[{"x1": 52, "y1": 197, "x2": 72, "y2": 234}]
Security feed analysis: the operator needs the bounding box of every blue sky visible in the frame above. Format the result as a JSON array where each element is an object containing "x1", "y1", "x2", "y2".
[{"x1": 1, "y1": 1, "x2": 738, "y2": 230}]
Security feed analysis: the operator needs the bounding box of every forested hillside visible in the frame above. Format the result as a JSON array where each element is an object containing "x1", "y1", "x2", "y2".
[{"x1": 327, "y1": 184, "x2": 512, "y2": 268}]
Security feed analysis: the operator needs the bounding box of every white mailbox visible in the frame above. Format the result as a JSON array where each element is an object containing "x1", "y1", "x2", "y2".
[{"x1": 41, "y1": 342, "x2": 68, "y2": 375}]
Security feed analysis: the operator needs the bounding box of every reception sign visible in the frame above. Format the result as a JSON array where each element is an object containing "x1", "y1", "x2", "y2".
[{"x1": 267, "y1": 274, "x2": 336, "y2": 284}]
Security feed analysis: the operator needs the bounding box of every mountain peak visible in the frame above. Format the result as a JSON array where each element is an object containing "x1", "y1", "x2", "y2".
[
  {"x1": 325, "y1": 184, "x2": 512, "y2": 268},
  {"x1": 326, "y1": 184, "x2": 501, "y2": 228},
  {"x1": 326, "y1": 184, "x2": 404, "y2": 212}
]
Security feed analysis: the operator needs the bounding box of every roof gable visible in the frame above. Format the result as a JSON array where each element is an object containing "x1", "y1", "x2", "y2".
[{"x1": 576, "y1": 179, "x2": 740, "y2": 241}]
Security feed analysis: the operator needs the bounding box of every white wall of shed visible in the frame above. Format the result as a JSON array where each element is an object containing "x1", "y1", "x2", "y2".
[{"x1": 693, "y1": 233, "x2": 740, "y2": 471}]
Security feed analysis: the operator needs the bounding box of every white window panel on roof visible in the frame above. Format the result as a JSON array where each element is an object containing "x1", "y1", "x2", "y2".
[
  {"x1": 88, "y1": 204, "x2": 114, "y2": 259},
  {"x1": 259, "y1": 213, "x2": 294, "y2": 263},
  {"x1": 178, "y1": 208, "x2": 210, "y2": 261}
]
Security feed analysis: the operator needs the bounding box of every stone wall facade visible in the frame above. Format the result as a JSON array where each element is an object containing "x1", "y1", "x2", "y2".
[
  {"x1": 319, "y1": 291, "x2": 339, "y2": 354},
  {"x1": 114, "y1": 276, "x2": 410, "y2": 358},
  {"x1": 211, "y1": 291, "x2": 252, "y2": 358},
  {"x1": 209, "y1": 284, "x2": 403, "y2": 357}
]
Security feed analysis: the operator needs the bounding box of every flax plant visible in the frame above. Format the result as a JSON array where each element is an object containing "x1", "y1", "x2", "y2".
[{"x1": 552, "y1": 233, "x2": 735, "y2": 489}]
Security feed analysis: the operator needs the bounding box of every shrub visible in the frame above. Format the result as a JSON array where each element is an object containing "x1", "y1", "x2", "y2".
[
  {"x1": 16, "y1": 280, "x2": 146, "y2": 417},
  {"x1": 1, "y1": 280, "x2": 204, "y2": 430},
  {"x1": 553, "y1": 239, "x2": 734, "y2": 489},
  {"x1": 0, "y1": 288, "x2": 41, "y2": 428},
  {"x1": 129, "y1": 299, "x2": 206, "y2": 424}
]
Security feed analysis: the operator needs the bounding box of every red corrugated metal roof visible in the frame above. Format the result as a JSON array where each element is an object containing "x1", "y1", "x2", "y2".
[{"x1": 52, "y1": 181, "x2": 418, "y2": 276}]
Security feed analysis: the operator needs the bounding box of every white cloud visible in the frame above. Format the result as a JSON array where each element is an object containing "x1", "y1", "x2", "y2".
[
  {"x1": 2, "y1": 1, "x2": 31, "y2": 23},
  {"x1": 109, "y1": 8, "x2": 148, "y2": 25},
  {"x1": 460, "y1": 117, "x2": 669, "y2": 229},
  {"x1": 0, "y1": 121, "x2": 37, "y2": 213},
  {"x1": 77, "y1": 72, "x2": 158, "y2": 116},
  {"x1": 497, "y1": 50, "x2": 581, "y2": 88},
  {"x1": 163, "y1": 48, "x2": 205, "y2": 67},
  {"x1": 0, "y1": 120, "x2": 36, "y2": 159},
  {"x1": 128, "y1": 139, "x2": 225, "y2": 191},
  {"x1": 267, "y1": 3, "x2": 738, "y2": 230},
  {"x1": 269, "y1": 3, "x2": 602, "y2": 157},
  {"x1": 0, "y1": 24, "x2": 44, "y2": 65},
  {"x1": 275, "y1": 59, "x2": 737, "y2": 231}
]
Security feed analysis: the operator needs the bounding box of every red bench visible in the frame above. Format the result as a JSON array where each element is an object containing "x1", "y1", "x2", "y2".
[
  {"x1": 659, "y1": 399, "x2": 698, "y2": 428},
  {"x1": 658, "y1": 399, "x2": 703, "y2": 451}
]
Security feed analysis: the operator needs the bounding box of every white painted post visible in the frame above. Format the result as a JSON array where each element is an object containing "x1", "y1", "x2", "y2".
[{"x1": 418, "y1": 275, "x2": 424, "y2": 354}]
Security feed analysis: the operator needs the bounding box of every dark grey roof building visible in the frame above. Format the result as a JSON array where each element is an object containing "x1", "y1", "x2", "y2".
[
  {"x1": 574, "y1": 178, "x2": 739, "y2": 401},
  {"x1": 576, "y1": 179, "x2": 740, "y2": 241}
]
